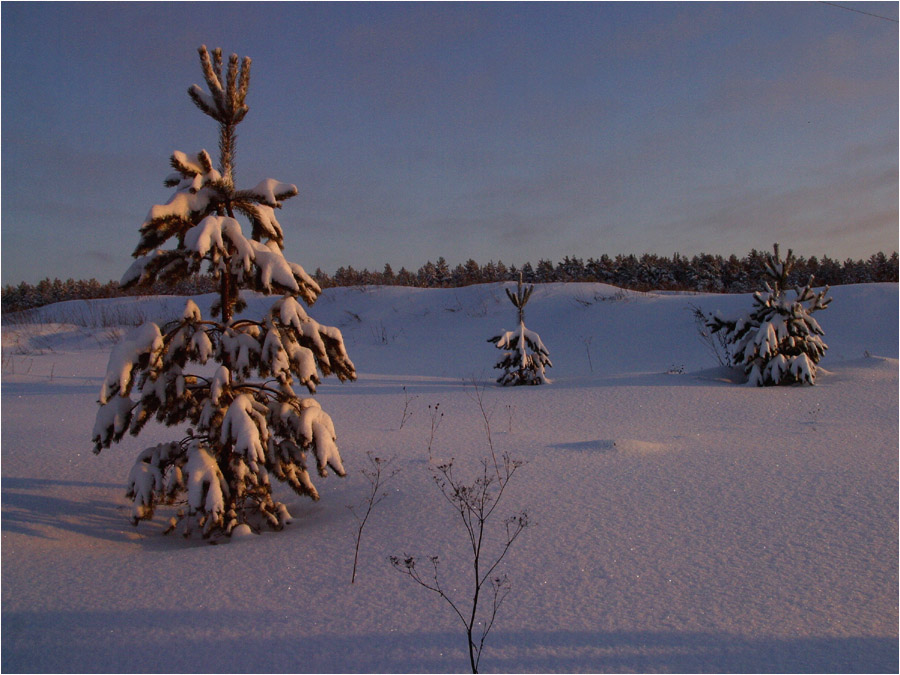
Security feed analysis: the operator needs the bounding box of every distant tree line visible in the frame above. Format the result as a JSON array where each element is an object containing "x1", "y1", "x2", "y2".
[
  {"x1": 315, "y1": 250, "x2": 898, "y2": 292},
  {"x1": 3, "y1": 250, "x2": 897, "y2": 313},
  {"x1": 1, "y1": 275, "x2": 217, "y2": 313}
]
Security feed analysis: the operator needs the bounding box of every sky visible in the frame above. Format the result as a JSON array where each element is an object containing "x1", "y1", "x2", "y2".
[{"x1": 2, "y1": 1, "x2": 897, "y2": 286}]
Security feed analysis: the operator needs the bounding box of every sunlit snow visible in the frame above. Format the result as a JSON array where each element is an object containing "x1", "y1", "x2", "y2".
[{"x1": 2, "y1": 282, "x2": 897, "y2": 673}]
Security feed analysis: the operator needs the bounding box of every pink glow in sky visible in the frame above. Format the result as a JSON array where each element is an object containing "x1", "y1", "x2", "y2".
[{"x1": 2, "y1": 2, "x2": 897, "y2": 285}]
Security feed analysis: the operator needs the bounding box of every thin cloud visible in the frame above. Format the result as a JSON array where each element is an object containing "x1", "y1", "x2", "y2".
[{"x1": 656, "y1": 167, "x2": 898, "y2": 258}]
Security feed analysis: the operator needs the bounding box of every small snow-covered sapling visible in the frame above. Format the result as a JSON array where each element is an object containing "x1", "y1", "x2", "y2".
[
  {"x1": 488, "y1": 274, "x2": 552, "y2": 386},
  {"x1": 707, "y1": 243, "x2": 832, "y2": 386}
]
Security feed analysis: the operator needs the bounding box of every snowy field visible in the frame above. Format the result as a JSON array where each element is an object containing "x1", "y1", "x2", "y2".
[{"x1": 2, "y1": 282, "x2": 897, "y2": 673}]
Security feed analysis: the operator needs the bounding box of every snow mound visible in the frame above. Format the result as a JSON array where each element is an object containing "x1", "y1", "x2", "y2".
[
  {"x1": 230, "y1": 524, "x2": 255, "y2": 538},
  {"x1": 610, "y1": 438, "x2": 668, "y2": 453},
  {"x1": 556, "y1": 438, "x2": 668, "y2": 453},
  {"x1": 860, "y1": 355, "x2": 898, "y2": 369}
]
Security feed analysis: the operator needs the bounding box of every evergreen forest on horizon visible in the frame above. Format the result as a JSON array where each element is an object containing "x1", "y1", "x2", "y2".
[{"x1": 3, "y1": 249, "x2": 897, "y2": 314}]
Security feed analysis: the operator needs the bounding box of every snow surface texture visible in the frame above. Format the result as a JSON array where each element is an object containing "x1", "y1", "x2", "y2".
[{"x1": 2, "y1": 282, "x2": 898, "y2": 673}]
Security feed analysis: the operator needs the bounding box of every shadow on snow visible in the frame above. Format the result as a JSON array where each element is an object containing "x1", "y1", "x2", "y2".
[{"x1": 2, "y1": 612, "x2": 895, "y2": 674}]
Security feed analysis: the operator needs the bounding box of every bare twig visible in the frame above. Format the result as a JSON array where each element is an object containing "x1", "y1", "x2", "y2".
[
  {"x1": 391, "y1": 393, "x2": 530, "y2": 673},
  {"x1": 466, "y1": 378, "x2": 499, "y2": 478},
  {"x1": 426, "y1": 403, "x2": 443, "y2": 458},
  {"x1": 399, "y1": 386, "x2": 417, "y2": 430},
  {"x1": 689, "y1": 303, "x2": 732, "y2": 367},
  {"x1": 349, "y1": 452, "x2": 399, "y2": 584}
]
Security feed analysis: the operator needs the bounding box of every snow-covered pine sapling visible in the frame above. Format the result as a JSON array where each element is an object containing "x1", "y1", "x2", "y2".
[
  {"x1": 488, "y1": 274, "x2": 552, "y2": 385},
  {"x1": 348, "y1": 452, "x2": 399, "y2": 584},
  {"x1": 707, "y1": 243, "x2": 832, "y2": 386},
  {"x1": 91, "y1": 46, "x2": 356, "y2": 538}
]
